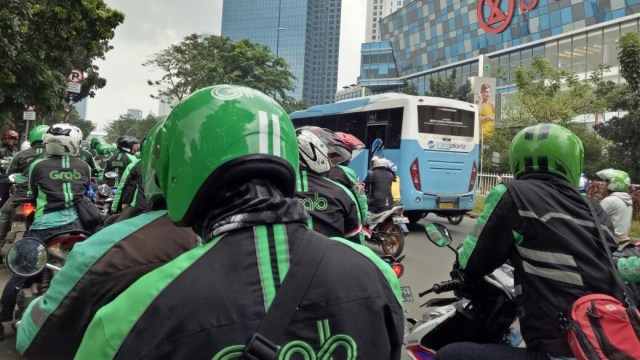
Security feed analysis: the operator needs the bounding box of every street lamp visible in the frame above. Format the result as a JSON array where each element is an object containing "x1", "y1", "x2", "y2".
[{"x1": 276, "y1": 0, "x2": 284, "y2": 57}]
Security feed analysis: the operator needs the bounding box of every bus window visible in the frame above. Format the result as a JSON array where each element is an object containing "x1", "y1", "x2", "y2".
[
  {"x1": 366, "y1": 124, "x2": 387, "y2": 156},
  {"x1": 385, "y1": 108, "x2": 403, "y2": 149},
  {"x1": 337, "y1": 112, "x2": 367, "y2": 141},
  {"x1": 417, "y1": 106, "x2": 475, "y2": 137}
]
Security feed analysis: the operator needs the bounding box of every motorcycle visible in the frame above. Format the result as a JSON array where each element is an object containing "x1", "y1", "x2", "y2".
[
  {"x1": 94, "y1": 183, "x2": 115, "y2": 217},
  {"x1": 364, "y1": 204, "x2": 409, "y2": 257},
  {"x1": 381, "y1": 254, "x2": 406, "y2": 278},
  {"x1": 4, "y1": 174, "x2": 35, "y2": 244},
  {"x1": 404, "y1": 222, "x2": 520, "y2": 359},
  {"x1": 6, "y1": 230, "x2": 91, "y2": 328}
]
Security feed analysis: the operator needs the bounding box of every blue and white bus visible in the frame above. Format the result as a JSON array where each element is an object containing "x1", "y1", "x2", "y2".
[{"x1": 289, "y1": 93, "x2": 479, "y2": 224}]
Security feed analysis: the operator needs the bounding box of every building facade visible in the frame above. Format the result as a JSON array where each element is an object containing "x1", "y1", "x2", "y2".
[
  {"x1": 127, "y1": 108, "x2": 143, "y2": 121},
  {"x1": 221, "y1": 0, "x2": 342, "y2": 106},
  {"x1": 360, "y1": 0, "x2": 640, "y2": 125},
  {"x1": 366, "y1": 0, "x2": 407, "y2": 42}
]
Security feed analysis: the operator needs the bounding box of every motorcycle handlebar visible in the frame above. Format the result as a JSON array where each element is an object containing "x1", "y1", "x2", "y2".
[{"x1": 418, "y1": 279, "x2": 461, "y2": 297}]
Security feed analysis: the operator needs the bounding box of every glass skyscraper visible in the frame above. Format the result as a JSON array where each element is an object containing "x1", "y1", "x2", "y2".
[{"x1": 222, "y1": 0, "x2": 342, "y2": 106}]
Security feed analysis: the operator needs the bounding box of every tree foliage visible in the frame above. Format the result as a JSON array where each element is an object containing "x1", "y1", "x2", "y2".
[
  {"x1": 402, "y1": 80, "x2": 418, "y2": 96},
  {"x1": 279, "y1": 97, "x2": 309, "y2": 114},
  {"x1": 144, "y1": 34, "x2": 296, "y2": 105},
  {"x1": 0, "y1": 0, "x2": 124, "y2": 126},
  {"x1": 424, "y1": 69, "x2": 472, "y2": 101},
  {"x1": 104, "y1": 114, "x2": 162, "y2": 143},
  {"x1": 595, "y1": 32, "x2": 640, "y2": 182}
]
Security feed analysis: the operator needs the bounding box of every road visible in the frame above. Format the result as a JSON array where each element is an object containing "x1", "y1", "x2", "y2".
[{"x1": 0, "y1": 214, "x2": 476, "y2": 359}]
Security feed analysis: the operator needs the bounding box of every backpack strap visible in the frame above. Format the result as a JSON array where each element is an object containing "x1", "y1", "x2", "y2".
[
  {"x1": 583, "y1": 196, "x2": 636, "y2": 308},
  {"x1": 242, "y1": 230, "x2": 329, "y2": 360}
]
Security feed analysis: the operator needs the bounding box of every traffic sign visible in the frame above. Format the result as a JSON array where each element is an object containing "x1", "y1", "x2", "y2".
[
  {"x1": 68, "y1": 68, "x2": 84, "y2": 83},
  {"x1": 23, "y1": 105, "x2": 36, "y2": 121},
  {"x1": 67, "y1": 68, "x2": 84, "y2": 94}
]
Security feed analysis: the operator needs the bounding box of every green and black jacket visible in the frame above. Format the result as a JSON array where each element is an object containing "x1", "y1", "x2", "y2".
[
  {"x1": 16, "y1": 210, "x2": 198, "y2": 360},
  {"x1": 104, "y1": 151, "x2": 137, "y2": 188},
  {"x1": 111, "y1": 160, "x2": 148, "y2": 213},
  {"x1": 28, "y1": 156, "x2": 90, "y2": 217},
  {"x1": 75, "y1": 221, "x2": 404, "y2": 359},
  {"x1": 6, "y1": 145, "x2": 45, "y2": 197},
  {"x1": 459, "y1": 174, "x2": 624, "y2": 357},
  {"x1": 78, "y1": 149, "x2": 99, "y2": 174},
  {"x1": 296, "y1": 169, "x2": 361, "y2": 241}
]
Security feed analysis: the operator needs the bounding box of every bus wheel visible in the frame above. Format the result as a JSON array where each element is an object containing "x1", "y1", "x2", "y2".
[
  {"x1": 406, "y1": 212, "x2": 423, "y2": 224},
  {"x1": 447, "y1": 214, "x2": 464, "y2": 225}
]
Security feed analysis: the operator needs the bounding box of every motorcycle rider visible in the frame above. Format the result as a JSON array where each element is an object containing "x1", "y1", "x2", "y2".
[
  {"x1": 88, "y1": 137, "x2": 103, "y2": 158},
  {"x1": 75, "y1": 85, "x2": 404, "y2": 359},
  {"x1": 295, "y1": 126, "x2": 362, "y2": 242},
  {"x1": 103, "y1": 135, "x2": 139, "y2": 188},
  {"x1": 435, "y1": 124, "x2": 633, "y2": 360},
  {"x1": 0, "y1": 130, "x2": 19, "y2": 161},
  {"x1": 15, "y1": 119, "x2": 198, "y2": 359},
  {"x1": 365, "y1": 156, "x2": 394, "y2": 213},
  {"x1": 0, "y1": 124, "x2": 89, "y2": 340},
  {"x1": 0, "y1": 125, "x2": 49, "y2": 248},
  {"x1": 111, "y1": 157, "x2": 148, "y2": 222},
  {"x1": 330, "y1": 131, "x2": 368, "y2": 225},
  {"x1": 596, "y1": 168, "x2": 633, "y2": 243}
]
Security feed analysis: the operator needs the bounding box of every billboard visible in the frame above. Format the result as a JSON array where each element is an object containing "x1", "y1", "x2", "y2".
[{"x1": 470, "y1": 76, "x2": 497, "y2": 137}]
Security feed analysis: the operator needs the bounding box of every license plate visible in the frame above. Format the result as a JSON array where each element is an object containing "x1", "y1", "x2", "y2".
[
  {"x1": 400, "y1": 223, "x2": 409, "y2": 233},
  {"x1": 393, "y1": 216, "x2": 409, "y2": 224},
  {"x1": 438, "y1": 202, "x2": 454, "y2": 209}
]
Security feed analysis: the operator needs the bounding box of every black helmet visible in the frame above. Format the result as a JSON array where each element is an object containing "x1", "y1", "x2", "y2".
[{"x1": 116, "y1": 135, "x2": 140, "y2": 154}]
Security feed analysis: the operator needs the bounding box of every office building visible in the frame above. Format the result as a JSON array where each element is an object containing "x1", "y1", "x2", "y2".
[
  {"x1": 221, "y1": 0, "x2": 342, "y2": 105},
  {"x1": 360, "y1": 0, "x2": 640, "y2": 127},
  {"x1": 365, "y1": 0, "x2": 406, "y2": 42},
  {"x1": 127, "y1": 108, "x2": 143, "y2": 121},
  {"x1": 74, "y1": 98, "x2": 88, "y2": 120}
]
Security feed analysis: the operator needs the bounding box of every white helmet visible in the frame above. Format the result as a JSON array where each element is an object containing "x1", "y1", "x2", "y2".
[
  {"x1": 297, "y1": 128, "x2": 331, "y2": 174},
  {"x1": 43, "y1": 123, "x2": 83, "y2": 156},
  {"x1": 20, "y1": 141, "x2": 31, "y2": 151},
  {"x1": 372, "y1": 156, "x2": 389, "y2": 169}
]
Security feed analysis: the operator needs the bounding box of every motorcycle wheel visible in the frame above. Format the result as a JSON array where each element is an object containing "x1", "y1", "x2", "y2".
[
  {"x1": 447, "y1": 214, "x2": 464, "y2": 225},
  {"x1": 380, "y1": 223, "x2": 405, "y2": 258}
]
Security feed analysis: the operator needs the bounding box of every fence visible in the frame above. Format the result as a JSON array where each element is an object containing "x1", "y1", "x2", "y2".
[{"x1": 477, "y1": 173, "x2": 513, "y2": 195}]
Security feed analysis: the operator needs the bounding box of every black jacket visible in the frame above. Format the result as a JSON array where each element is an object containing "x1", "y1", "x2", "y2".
[
  {"x1": 104, "y1": 151, "x2": 137, "y2": 187},
  {"x1": 6, "y1": 145, "x2": 45, "y2": 196},
  {"x1": 296, "y1": 169, "x2": 361, "y2": 240},
  {"x1": 74, "y1": 221, "x2": 404, "y2": 359},
  {"x1": 16, "y1": 210, "x2": 198, "y2": 360},
  {"x1": 365, "y1": 167, "x2": 394, "y2": 213},
  {"x1": 460, "y1": 175, "x2": 624, "y2": 356},
  {"x1": 78, "y1": 149, "x2": 99, "y2": 174},
  {"x1": 29, "y1": 156, "x2": 90, "y2": 216}
]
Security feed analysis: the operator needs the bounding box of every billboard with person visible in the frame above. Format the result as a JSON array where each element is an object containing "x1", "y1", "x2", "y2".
[{"x1": 470, "y1": 77, "x2": 497, "y2": 137}]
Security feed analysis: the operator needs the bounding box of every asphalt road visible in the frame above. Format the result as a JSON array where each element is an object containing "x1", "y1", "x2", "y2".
[{"x1": 0, "y1": 214, "x2": 476, "y2": 359}]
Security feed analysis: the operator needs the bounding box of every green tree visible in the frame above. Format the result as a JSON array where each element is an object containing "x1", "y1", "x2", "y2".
[
  {"x1": 104, "y1": 114, "x2": 163, "y2": 142},
  {"x1": 0, "y1": 0, "x2": 124, "y2": 126},
  {"x1": 402, "y1": 80, "x2": 418, "y2": 96},
  {"x1": 424, "y1": 69, "x2": 472, "y2": 101},
  {"x1": 595, "y1": 33, "x2": 640, "y2": 181},
  {"x1": 144, "y1": 34, "x2": 295, "y2": 103},
  {"x1": 279, "y1": 97, "x2": 309, "y2": 114}
]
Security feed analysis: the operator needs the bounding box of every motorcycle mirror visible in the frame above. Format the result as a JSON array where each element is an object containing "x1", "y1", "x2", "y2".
[
  {"x1": 104, "y1": 171, "x2": 117, "y2": 179},
  {"x1": 424, "y1": 222, "x2": 452, "y2": 247},
  {"x1": 6, "y1": 237, "x2": 48, "y2": 277}
]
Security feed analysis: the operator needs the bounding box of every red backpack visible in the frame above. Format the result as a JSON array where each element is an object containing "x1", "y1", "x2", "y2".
[
  {"x1": 566, "y1": 198, "x2": 640, "y2": 359},
  {"x1": 566, "y1": 294, "x2": 640, "y2": 359}
]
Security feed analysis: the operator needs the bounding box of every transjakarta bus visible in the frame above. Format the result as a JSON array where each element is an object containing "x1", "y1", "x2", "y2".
[{"x1": 289, "y1": 93, "x2": 479, "y2": 225}]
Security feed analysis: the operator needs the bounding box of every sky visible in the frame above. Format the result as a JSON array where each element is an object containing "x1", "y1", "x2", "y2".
[{"x1": 87, "y1": 0, "x2": 367, "y2": 131}]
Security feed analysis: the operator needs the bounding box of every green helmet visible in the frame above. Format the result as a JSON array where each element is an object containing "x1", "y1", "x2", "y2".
[
  {"x1": 509, "y1": 123, "x2": 583, "y2": 186},
  {"x1": 154, "y1": 85, "x2": 299, "y2": 226},
  {"x1": 28, "y1": 125, "x2": 50, "y2": 145},
  {"x1": 96, "y1": 143, "x2": 109, "y2": 155},
  {"x1": 141, "y1": 118, "x2": 166, "y2": 207},
  {"x1": 596, "y1": 168, "x2": 631, "y2": 192},
  {"x1": 89, "y1": 137, "x2": 104, "y2": 149}
]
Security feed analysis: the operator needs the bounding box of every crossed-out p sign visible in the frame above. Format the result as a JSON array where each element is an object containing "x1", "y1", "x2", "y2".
[
  {"x1": 477, "y1": 0, "x2": 538, "y2": 34},
  {"x1": 67, "y1": 68, "x2": 84, "y2": 94}
]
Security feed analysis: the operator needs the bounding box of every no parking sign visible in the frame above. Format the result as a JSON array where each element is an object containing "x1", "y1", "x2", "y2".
[{"x1": 67, "y1": 68, "x2": 84, "y2": 93}]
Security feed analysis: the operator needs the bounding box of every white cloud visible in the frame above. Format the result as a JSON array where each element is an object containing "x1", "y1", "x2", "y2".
[{"x1": 89, "y1": 0, "x2": 366, "y2": 131}]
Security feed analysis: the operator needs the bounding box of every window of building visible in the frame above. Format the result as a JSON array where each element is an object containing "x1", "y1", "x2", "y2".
[
  {"x1": 603, "y1": 25, "x2": 619, "y2": 68},
  {"x1": 545, "y1": 40, "x2": 558, "y2": 68},
  {"x1": 572, "y1": 34, "x2": 587, "y2": 77},
  {"x1": 621, "y1": 20, "x2": 638, "y2": 36},
  {"x1": 557, "y1": 37, "x2": 572, "y2": 71}
]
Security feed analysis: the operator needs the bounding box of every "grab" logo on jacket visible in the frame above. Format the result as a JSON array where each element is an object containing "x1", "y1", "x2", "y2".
[{"x1": 49, "y1": 169, "x2": 82, "y2": 180}]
